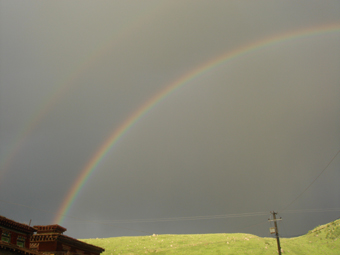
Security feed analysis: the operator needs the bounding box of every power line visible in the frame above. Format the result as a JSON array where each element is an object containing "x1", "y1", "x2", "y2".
[
  {"x1": 2, "y1": 149, "x2": 340, "y2": 235},
  {"x1": 0, "y1": 198, "x2": 152, "y2": 235},
  {"x1": 282, "y1": 208, "x2": 340, "y2": 214},
  {"x1": 63, "y1": 207, "x2": 340, "y2": 225},
  {"x1": 64, "y1": 211, "x2": 270, "y2": 224},
  {"x1": 0, "y1": 198, "x2": 269, "y2": 233},
  {"x1": 2, "y1": 196, "x2": 339, "y2": 226},
  {"x1": 280, "y1": 148, "x2": 340, "y2": 213}
]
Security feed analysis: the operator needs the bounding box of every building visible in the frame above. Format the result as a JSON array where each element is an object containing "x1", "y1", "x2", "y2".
[
  {"x1": 0, "y1": 215, "x2": 104, "y2": 255},
  {"x1": 30, "y1": 225, "x2": 104, "y2": 255},
  {"x1": 0, "y1": 215, "x2": 38, "y2": 255}
]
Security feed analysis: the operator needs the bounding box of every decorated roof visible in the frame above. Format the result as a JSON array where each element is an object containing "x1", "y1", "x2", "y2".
[
  {"x1": 33, "y1": 224, "x2": 66, "y2": 234},
  {"x1": 30, "y1": 233, "x2": 59, "y2": 242},
  {"x1": 31, "y1": 225, "x2": 104, "y2": 253},
  {"x1": 0, "y1": 215, "x2": 36, "y2": 233}
]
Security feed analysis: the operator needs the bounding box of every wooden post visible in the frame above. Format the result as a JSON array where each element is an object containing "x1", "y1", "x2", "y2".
[{"x1": 271, "y1": 211, "x2": 282, "y2": 255}]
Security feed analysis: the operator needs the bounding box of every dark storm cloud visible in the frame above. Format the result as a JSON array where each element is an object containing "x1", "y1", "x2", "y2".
[{"x1": 1, "y1": 0, "x2": 340, "y2": 239}]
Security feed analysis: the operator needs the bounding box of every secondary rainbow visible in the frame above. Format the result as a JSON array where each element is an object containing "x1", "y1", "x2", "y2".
[
  {"x1": 54, "y1": 23, "x2": 340, "y2": 224},
  {"x1": 0, "y1": 2, "x2": 170, "y2": 182}
]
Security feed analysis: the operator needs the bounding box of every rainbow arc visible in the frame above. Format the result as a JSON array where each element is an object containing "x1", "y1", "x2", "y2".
[{"x1": 54, "y1": 23, "x2": 340, "y2": 224}]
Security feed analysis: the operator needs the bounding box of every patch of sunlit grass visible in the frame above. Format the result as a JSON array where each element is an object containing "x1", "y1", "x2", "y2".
[{"x1": 82, "y1": 219, "x2": 340, "y2": 254}]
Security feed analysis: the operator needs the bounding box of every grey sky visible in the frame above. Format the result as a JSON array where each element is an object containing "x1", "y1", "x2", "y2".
[{"x1": 1, "y1": 0, "x2": 340, "y2": 239}]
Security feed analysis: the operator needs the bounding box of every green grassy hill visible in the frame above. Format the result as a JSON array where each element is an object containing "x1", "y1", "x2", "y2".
[{"x1": 82, "y1": 219, "x2": 340, "y2": 254}]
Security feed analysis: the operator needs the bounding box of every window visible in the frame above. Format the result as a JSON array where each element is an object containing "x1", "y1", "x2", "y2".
[
  {"x1": 17, "y1": 236, "x2": 25, "y2": 247},
  {"x1": 1, "y1": 231, "x2": 10, "y2": 243}
]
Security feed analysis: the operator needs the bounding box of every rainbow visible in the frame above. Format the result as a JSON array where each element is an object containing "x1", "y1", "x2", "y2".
[
  {"x1": 0, "y1": 2, "x2": 171, "y2": 182},
  {"x1": 54, "y1": 23, "x2": 340, "y2": 224}
]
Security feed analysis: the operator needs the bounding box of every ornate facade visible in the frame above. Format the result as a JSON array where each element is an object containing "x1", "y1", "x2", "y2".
[
  {"x1": 30, "y1": 225, "x2": 104, "y2": 255},
  {"x1": 0, "y1": 216, "x2": 104, "y2": 255},
  {"x1": 0, "y1": 215, "x2": 38, "y2": 255}
]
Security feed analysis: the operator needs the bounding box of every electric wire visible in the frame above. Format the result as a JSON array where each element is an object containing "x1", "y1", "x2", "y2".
[
  {"x1": 280, "y1": 148, "x2": 340, "y2": 213},
  {"x1": 65, "y1": 211, "x2": 270, "y2": 224},
  {"x1": 65, "y1": 208, "x2": 340, "y2": 225},
  {"x1": 0, "y1": 197, "x2": 271, "y2": 237},
  {"x1": 282, "y1": 208, "x2": 340, "y2": 214},
  {"x1": 1, "y1": 148, "x2": 340, "y2": 235},
  {"x1": 0, "y1": 198, "x2": 151, "y2": 235},
  {"x1": 2, "y1": 197, "x2": 339, "y2": 225}
]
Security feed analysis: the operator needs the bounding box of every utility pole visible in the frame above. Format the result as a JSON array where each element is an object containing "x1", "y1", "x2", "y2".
[{"x1": 269, "y1": 211, "x2": 282, "y2": 255}]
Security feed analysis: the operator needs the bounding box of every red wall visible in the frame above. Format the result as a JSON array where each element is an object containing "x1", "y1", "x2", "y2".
[
  {"x1": 0, "y1": 227, "x2": 31, "y2": 249},
  {"x1": 37, "y1": 241, "x2": 57, "y2": 252}
]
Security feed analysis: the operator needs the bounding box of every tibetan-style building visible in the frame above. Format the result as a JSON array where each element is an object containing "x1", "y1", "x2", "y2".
[
  {"x1": 0, "y1": 215, "x2": 38, "y2": 255},
  {"x1": 30, "y1": 225, "x2": 104, "y2": 255}
]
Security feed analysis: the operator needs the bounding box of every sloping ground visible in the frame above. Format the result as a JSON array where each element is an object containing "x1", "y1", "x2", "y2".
[{"x1": 82, "y1": 219, "x2": 340, "y2": 255}]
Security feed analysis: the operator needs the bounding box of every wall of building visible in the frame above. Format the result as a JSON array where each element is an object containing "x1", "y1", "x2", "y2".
[
  {"x1": 0, "y1": 227, "x2": 30, "y2": 249},
  {"x1": 37, "y1": 241, "x2": 58, "y2": 252}
]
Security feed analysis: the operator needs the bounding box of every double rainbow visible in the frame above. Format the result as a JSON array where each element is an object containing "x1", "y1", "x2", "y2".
[{"x1": 0, "y1": 2, "x2": 170, "y2": 181}]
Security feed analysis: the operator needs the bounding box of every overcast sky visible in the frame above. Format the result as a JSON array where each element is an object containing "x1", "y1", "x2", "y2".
[{"x1": 1, "y1": 0, "x2": 340, "y2": 239}]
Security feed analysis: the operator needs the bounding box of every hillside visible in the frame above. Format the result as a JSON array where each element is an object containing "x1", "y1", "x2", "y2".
[{"x1": 82, "y1": 219, "x2": 340, "y2": 255}]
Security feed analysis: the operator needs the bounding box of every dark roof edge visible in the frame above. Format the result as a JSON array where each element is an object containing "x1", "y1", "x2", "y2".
[
  {"x1": 31, "y1": 233, "x2": 104, "y2": 252},
  {"x1": 0, "y1": 215, "x2": 36, "y2": 233},
  {"x1": 59, "y1": 234, "x2": 105, "y2": 252}
]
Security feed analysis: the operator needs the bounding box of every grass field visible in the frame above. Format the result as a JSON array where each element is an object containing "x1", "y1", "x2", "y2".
[{"x1": 82, "y1": 219, "x2": 340, "y2": 254}]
